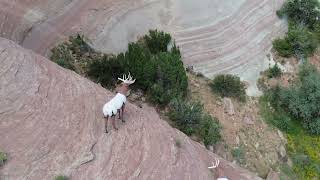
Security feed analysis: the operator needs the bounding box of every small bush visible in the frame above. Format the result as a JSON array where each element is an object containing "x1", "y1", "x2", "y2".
[
  {"x1": 270, "y1": 112, "x2": 293, "y2": 132},
  {"x1": 231, "y1": 146, "x2": 245, "y2": 165},
  {"x1": 267, "y1": 63, "x2": 282, "y2": 78},
  {"x1": 168, "y1": 98, "x2": 203, "y2": 135},
  {"x1": 197, "y1": 114, "x2": 221, "y2": 146},
  {"x1": 50, "y1": 34, "x2": 93, "y2": 72},
  {"x1": 272, "y1": 38, "x2": 293, "y2": 57},
  {"x1": 68, "y1": 34, "x2": 92, "y2": 54},
  {"x1": 210, "y1": 74, "x2": 246, "y2": 101},
  {"x1": 50, "y1": 44, "x2": 75, "y2": 71},
  {"x1": 0, "y1": 151, "x2": 7, "y2": 166},
  {"x1": 54, "y1": 175, "x2": 69, "y2": 180},
  {"x1": 144, "y1": 29, "x2": 171, "y2": 54},
  {"x1": 168, "y1": 98, "x2": 221, "y2": 146},
  {"x1": 87, "y1": 55, "x2": 125, "y2": 88},
  {"x1": 273, "y1": 24, "x2": 318, "y2": 58}
]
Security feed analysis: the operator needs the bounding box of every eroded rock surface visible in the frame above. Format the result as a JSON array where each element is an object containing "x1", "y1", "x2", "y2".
[
  {"x1": 0, "y1": 38, "x2": 261, "y2": 179},
  {"x1": 0, "y1": 0, "x2": 286, "y2": 96}
]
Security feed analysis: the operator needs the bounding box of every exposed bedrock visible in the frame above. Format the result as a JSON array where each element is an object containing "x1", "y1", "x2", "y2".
[
  {"x1": 0, "y1": 0, "x2": 286, "y2": 96},
  {"x1": 0, "y1": 37, "x2": 262, "y2": 179}
]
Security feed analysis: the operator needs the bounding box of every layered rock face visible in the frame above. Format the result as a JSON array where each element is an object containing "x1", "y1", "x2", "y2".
[
  {"x1": 0, "y1": 38, "x2": 261, "y2": 179},
  {"x1": 0, "y1": 0, "x2": 286, "y2": 96}
]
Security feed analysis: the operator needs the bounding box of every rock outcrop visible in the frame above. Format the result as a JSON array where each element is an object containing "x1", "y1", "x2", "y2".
[
  {"x1": 0, "y1": 0, "x2": 286, "y2": 96},
  {"x1": 0, "y1": 38, "x2": 262, "y2": 179}
]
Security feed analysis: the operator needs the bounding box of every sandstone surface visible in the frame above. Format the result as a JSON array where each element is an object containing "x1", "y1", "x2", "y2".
[{"x1": 0, "y1": 38, "x2": 262, "y2": 179}]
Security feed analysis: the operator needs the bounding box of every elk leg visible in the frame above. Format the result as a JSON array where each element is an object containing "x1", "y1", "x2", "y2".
[
  {"x1": 104, "y1": 116, "x2": 109, "y2": 133},
  {"x1": 121, "y1": 103, "x2": 125, "y2": 122},
  {"x1": 111, "y1": 115, "x2": 118, "y2": 130},
  {"x1": 117, "y1": 109, "x2": 121, "y2": 119}
]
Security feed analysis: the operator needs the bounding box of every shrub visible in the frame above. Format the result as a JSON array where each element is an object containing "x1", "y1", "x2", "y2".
[
  {"x1": 231, "y1": 146, "x2": 245, "y2": 165},
  {"x1": 68, "y1": 34, "x2": 92, "y2": 55},
  {"x1": 275, "y1": 0, "x2": 320, "y2": 58},
  {"x1": 272, "y1": 38, "x2": 293, "y2": 57},
  {"x1": 87, "y1": 55, "x2": 125, "y2": 88},
  {"x1": 267, "y1": 63, "x2": 282, "y2": 78},
  {"x1": 0, "y1": 151, "x2": 7, "y2": 166},
  {"x1": 277, "y1": 0, "x2": 320, "y2": 29},
  {"x1": 273, "y1": 24, "x2": 318, "y2": 58},
  {"x1": 197, "y1": 114, "x2": 221, "y2": 146},
  {"x1": 210, "y1": 74, "x2": 246, "y2": 101},
  {"x1": 144, "y1": 29, "x2": 171, "y2": 54},
  {"x1": 286, "y1": 24, "x2": 318, "y2": 57},
  {"x1": 54, "y1": 175, "x2": 69, "y2": 180},
  {"x1": 50, "y1": 44, "x2": 75, "y2": 71},
  {"x1": 304, "y1": 118, "x2": 320, "y2": 135},
  {"x1": 270, "y1": 112, "x2": 293, "y2": 132},
  {"x1": 279, "y1": 65, "x2": 320, "y2": 123},
  {"x1": 168, "y1": 98, "x2": 221, "y2": 145},
  {"x1": 50, "y1": 34, "x2": 93, "y2": 72},
  {"x1": 148, "y1": 52, "x2": 188, "y2": 105},
  {"x1": 87, "y1": 30, "x2": 187, "y2": 106},
  {"x1": 265, "y1": 63, "x2": 320, "y2": 134},
  {"x1": 168, "y1": 98, "x2": 203, "y2": 135}
]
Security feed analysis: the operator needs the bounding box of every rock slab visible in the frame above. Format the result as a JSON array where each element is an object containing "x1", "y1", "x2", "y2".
[{"x1": 0, "y1": 38, "x2": 262, "y2": 180}]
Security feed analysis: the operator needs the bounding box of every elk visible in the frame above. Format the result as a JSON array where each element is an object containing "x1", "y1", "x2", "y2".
[{"x1": 102, "y1": 73, "x2": 135, "y2": 133}]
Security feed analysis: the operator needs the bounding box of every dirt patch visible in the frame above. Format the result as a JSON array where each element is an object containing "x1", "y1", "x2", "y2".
[{"x1": 309, "y1": 49, "x2": 320, "y2": 70}]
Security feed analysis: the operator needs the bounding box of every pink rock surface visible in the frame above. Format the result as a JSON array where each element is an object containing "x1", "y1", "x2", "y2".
[
  {"x1": 0, "y1": 37, "x2": 262, "y2": 179},
  {"x1": 0, "y1": 0, "x2": 286, "y2": 96}
]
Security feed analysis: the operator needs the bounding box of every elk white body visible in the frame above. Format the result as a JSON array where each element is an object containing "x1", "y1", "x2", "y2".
[
  {"x1": 103, "y1": 72, "x2": 135, "y2": 133},
  {"x1": 103, "y1": 93, "x2": 126, "y2": 117}
]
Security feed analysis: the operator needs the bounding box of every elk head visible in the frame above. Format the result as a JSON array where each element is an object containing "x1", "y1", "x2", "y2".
[{"x1": 117, "y1": 72, "x2": 136, "y2": 93}]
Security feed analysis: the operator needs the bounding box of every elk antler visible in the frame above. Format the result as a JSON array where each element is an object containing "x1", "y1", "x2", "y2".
[
  {"x1": 118, "y1": 72, "x2": 136, "y2": 84},
  {"x1": 208, "y1": 158, "x2": 220, "y2": 169}
]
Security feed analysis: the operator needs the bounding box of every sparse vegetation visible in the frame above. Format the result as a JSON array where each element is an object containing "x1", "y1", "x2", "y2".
[
  {"x1": 0, "y1": 151, "x2": 7, "y2": 166},
  {"x1": 50, "y1": 34, "x2": 94, "y2": 74},
  {"x1": 231, "y1": 145, "x2": 245, "y2": 165},
  {"x1": 54, "y1": 175, "x2": 69, "y2": 180},
  {"x1": 197, "y1": 114, "x2": 222, "y2": 146},
  {"x1": 266, "y1": 63, "x2": 282, "y2": 78},
  {"x1": 210, "y1": 74, "x2": 246, "y2": 101},
  {"x1": 168, "y1": 98, "x2": 204, "y2": 135},
  {"x1": 265, "y1": 63, "x2": 320, "y2": 134},
  {"x1": 168, "y1": 98, "x2": 221, "y2": 146},
  {"x1": 273, "y1": 23, "x2": 318, "y2": 58},
  {"x1": 260, "y1": 64, "x2": 320, "y2": 179}
]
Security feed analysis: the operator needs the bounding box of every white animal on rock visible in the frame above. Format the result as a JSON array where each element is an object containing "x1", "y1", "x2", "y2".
[
  {"x1": 102, "y1": 73, "x2": 135, "y2": 133},
  {"x1": 103, "y1": 93, "x2": 126, "y2": 117}
]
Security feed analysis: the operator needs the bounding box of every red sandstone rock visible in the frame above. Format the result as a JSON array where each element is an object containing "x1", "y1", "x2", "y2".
[{"x1": 0, "y1": 38, "x2": 262, "y2": 179}]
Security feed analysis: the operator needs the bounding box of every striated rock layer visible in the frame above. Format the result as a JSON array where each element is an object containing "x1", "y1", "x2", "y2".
[
  {"x1": 0, "y1": 38, "x2": 262, "y2": 179},
  {"x1": 0, "y1": 0, "x2": 286, "y2": 96}
]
